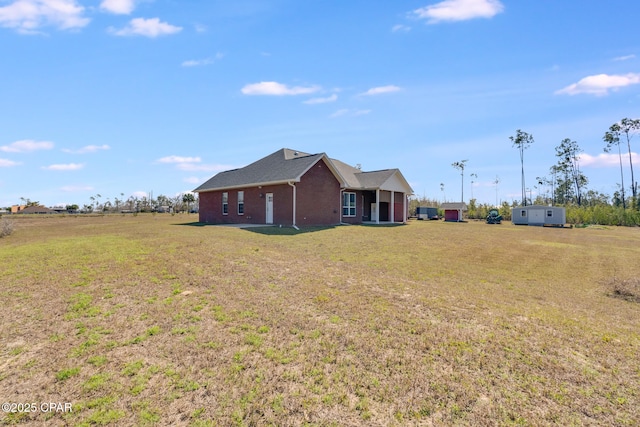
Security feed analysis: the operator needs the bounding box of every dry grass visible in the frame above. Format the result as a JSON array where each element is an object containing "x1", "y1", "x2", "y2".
[
  {"x1": 608, "y1": 277, "x2": 640, "y2": 303},
  {"x1": 0, "y1": 218, "x2": 13, "y2": 238},
  {"x1": 1, "y1": 215, "x2": 639, "y2": 426}
]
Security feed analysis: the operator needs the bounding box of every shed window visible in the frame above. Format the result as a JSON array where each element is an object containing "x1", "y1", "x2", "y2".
[
  {"x1": 547, "y1": 210, "x2": 553, "y2": 217},
  {"x1": 342, "y1": 192, "x2": 356, "y2": 217},
  {"x1": 222, "y1": 192, "x2": 228, "y2": 215},
  {"x1": 521, "y1": 210, "x2": 527, "y2": 217},
  {"x1": 238, "y1": 191, "x2": 244, "y2": 215}
]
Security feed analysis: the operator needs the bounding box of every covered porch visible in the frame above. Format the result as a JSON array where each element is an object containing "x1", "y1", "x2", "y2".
[{"x1": 360, "y1": 189, "x2": 408, "y2": 224}]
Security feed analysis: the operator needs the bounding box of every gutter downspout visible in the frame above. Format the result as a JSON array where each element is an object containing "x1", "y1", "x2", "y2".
[{"x1": 288, "y1": 182, "x2": 299, "y2": 230}]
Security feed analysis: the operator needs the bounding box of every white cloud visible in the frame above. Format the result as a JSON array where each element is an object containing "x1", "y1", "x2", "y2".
[
  {"x1": 613, "y1": 54, "x2": 636, "y2": 62},
  {"x1": 392, "y1": 24, "x2": 411, "y2": 32},
  {"x1": 580, "y1": 152, "x2": 639, "y2": 168},
  {"x1": 109, "y1": 17, "x2": 182, "y2": 38},
  {"x1": 413, "y1": 0, "x2": 504, "y2": 24},
  {"x1": 62, "y1": 144, "x2": 110, "y2": 154},
  {"x1": 241, "y1": 81, "x2": 320, "y2": 96},
  {"x1": 303, "y1": 94, "x2": 338, "y2": 105},
  {"x1": 359, "y1": 85, "x2": 402, "y2": 96},
  {"x1": 330, "y1": 109, "x2": 349, "y2": 118},
  {"x1": 100, "y1": 0, "x2": 135, "y2": 15},
  {"x1": 555, "y1": 73, "x2": 640, "y2": 96},
  {"x1": 0, "y1": 0, "x2": 89, "y2": 33},
  {"x1": 157, "y1": 155, "x2": 201, "y2": 164},
  {"x1": 42, "y1": 163, "x2": 84, "y2": 171},
  {"x1": 156, "y1": 155, "x2": 231, "y2": 172},
  {"x1": 61, "y1": 185, "x2": 93, "y2": 192},
  {"x1": 0, "y1": 158, "x2": 21, "y2": 167},
  {"x1": 330, "y1": 109, "x2": 372, "y2": 118},
  {"x1": 131, "y1": 191, "x2": 149, "y2": 199},
  {"x1": 0, "y1": 139, "x2": 54, "y2": 153},
  {"x1": 181, "y1": 53, "x2": 223, "y2": 67}
]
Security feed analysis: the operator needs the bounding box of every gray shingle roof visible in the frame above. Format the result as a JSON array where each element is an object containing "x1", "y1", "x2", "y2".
[
  {"x1": 194, "y1": 149, "x2": 325, "y2": 192},
  {"x1": 441, "y1": 202, "x2": 467, "y2": 210},
  {"x1": 194, "y1": 148, "x2": 413, "y2": 194}
]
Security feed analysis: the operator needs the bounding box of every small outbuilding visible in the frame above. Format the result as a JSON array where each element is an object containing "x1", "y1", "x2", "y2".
[
  {"x1": 16, "y1": 205, "x2": 56, "y2": 214},
  {"x1": 511, "y1": 205, "x2": 566, "y2": 226},
  {"x1": 441, "y1": 202, "x2": 467, "y2": 222},
  {"x1": 415, "y1": 206, "x2": 439, "y2": 220}
]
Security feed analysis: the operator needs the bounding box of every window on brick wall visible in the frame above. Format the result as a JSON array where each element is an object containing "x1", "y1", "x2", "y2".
[
  {"x1": 342, "y1": 192, "x2": 356, "y2": 217},
  {"x1": 222, "y1": 192, "x2": 228, "y2": 215},
  {"x1": 238, "y1": 191, "x2": 244, "y2": 215}
]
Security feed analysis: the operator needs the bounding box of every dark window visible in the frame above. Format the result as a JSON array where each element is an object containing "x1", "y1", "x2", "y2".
[
  {"x1": 342, "y1": 192, "x2": 356, "y2": 217},
  {"x1": 222, "y1": 192, "x2": 228, "y2": 215},
  {"x1": 238, "y1": 191, "x2": 244, "y2": 215}
]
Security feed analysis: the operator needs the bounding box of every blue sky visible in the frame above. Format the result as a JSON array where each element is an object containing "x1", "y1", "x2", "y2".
[{"x1": 1, "y1": 0, "x2": 639, "y2": 208}]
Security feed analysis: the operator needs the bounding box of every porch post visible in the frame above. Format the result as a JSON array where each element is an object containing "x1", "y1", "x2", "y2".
[
  {"x1": 403, "y1": 193, "x2": 407, "y2": 223},
  {"x1": 390, "y1": 191, "x2": 395, "y2": 223},
  {"x1": 375, "y1": 189, "x2": 380, "y2": 224}
]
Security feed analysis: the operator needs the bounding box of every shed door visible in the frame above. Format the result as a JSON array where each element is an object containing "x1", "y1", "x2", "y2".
[
  {"x1": 529, "y1": 209, "x2": 544, "y2": 224},
  {"x1": 444, "y1": 210, "x2": 458, "y2": 221},
  {"x1": 265, "y1": 193, "x2": 273, "y2": 224}
]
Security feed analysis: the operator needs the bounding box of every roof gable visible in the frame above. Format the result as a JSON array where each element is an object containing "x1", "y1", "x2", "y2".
[{"x1": 194, "y1": 149, "x2": 331, "y2": 192}]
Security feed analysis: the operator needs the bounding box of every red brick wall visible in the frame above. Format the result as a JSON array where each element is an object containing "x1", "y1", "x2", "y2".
[
  {"x1": 198, "y1": 184, "x2": 293, "y2": 224},
  {"x1": 197, "y1": 158, "x2": 342, "y2": 226},
  {"x1": 340, "y1": 190, "x2": 364, "y2": 224},
  {"x1": 296, "y1": 158, "x2": 341, "y2": 225},
  {"x1": 393, "y1": 192, "x2": 406, "y2": 222}
]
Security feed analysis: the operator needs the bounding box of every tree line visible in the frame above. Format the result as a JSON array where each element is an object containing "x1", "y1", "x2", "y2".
[
  {"x1": 11, "y1": 193, "x2": 198, "y2": 214},
  {"x1": 412, "y1": 117, "x2": 640, "y2": 226},
  {"x1": 514, "y1": 118, "x2": 639, "y2": 210}
]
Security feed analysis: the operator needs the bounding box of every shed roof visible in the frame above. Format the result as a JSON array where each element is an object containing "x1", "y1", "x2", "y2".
[{"x1": 441, "y1": 202, "x2": 468, "y2": 211}]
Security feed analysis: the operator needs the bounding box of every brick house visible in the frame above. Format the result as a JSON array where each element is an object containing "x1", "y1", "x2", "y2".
[{"x1": 194, "y1": 148, "x2": 413, "y2": 227}]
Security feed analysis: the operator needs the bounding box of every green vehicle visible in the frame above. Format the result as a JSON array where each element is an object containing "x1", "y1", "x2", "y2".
[{"x1": 486, "y1": 209, "x2": 502, "y2": 224}]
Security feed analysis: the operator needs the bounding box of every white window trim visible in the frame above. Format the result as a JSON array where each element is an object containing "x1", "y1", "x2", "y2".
[
  {"x1": 343, "y1": 192, "x2": 356, "y2": 217},
  {"x1": 237, "y1": 191, "x2": 244, "y2": 215},
  {"x1": 222, "y1": 192, "x2": 228, "y2": 215}
]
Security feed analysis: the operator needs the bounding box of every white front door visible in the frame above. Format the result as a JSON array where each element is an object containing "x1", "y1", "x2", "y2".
[
  {"x1": 266, "y1": 193, "x2": 274, "y2": 224},
  {"x1": 370, "y1": 203, "x2": 377, "y2": 222}
]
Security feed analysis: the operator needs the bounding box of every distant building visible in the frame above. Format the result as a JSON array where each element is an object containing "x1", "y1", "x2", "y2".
[
  {"x1": 441, "y1": 202, "x2": 467, "y2": 222},
  {"x1": 10, "y1": 205, "x2": 26, "y2": 214},
  {"x1": 15, "y1": 205, "x2": 56, "y2": 214},
  {"x1": 511, "y1": 205, "x2": 566, "y2": 226}
]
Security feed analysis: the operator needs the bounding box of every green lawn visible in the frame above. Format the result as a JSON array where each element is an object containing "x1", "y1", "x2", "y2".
[{"x1": 1, "y1": 215, "x2": 639, "y2": 426}]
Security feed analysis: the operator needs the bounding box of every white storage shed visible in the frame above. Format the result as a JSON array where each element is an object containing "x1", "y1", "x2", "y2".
[{"x1": 511, "y1": 205, "x2": 566, "y2": 226}]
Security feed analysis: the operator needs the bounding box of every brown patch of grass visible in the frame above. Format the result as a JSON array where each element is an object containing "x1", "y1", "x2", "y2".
[
  {"x1": 608, "y1": 277, "x2": 640, "y2": 303},
  {"x1": 1, "y1": 215, "x2": 639, "y2": 425},
  {"x1": 0, "y1": 217, "x2": 14, "y2": 237}
]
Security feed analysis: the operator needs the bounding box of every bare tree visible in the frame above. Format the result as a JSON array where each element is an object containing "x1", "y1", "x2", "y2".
[
  {"x1": 510, "y1": 130, "x2": 534, "y2": 206},
  {"x1": 618, "y1": 118, "x2": 640, "y2": 202},
  {"x1": 604, "y1": 122, "x2": 627, "y2": 209},
  {"x1": 451, "y1": 160, "x2": 468, "y2": 202},
  {"x1": 555, "y1": 138, "x2": 588, "y2": 206}
]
